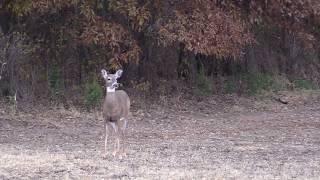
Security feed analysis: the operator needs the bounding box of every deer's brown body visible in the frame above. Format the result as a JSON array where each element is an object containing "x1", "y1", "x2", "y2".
[
  {"x1": 103, "y1": 90, "x2": 130, "y2": 122},
  {"x1": 101, "y1": 69, "x2": 130, "y2": 158}
]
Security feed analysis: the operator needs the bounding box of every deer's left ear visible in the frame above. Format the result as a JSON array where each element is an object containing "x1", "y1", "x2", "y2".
[
  {"x1": 115, "y1": 69, "x2": 123, "y2": 79},
  {"x1": 101, "y1": 69, "x2": 108, "y2": 79}
]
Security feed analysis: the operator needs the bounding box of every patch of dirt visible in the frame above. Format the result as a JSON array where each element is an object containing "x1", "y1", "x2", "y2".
[{"x1": 1, "y1": 93, "x2": 320, "y2": 179}]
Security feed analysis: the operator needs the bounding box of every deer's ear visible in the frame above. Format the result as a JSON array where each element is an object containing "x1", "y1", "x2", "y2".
[
  {"x1": 101, "y1": 69, "x2": 108, "y2": 79},
  {"x1": 115, "y1": 69, "x2": 123, "y2": 79}
]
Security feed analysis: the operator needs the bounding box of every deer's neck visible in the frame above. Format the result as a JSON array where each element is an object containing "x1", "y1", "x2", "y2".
[
  {"x1": 107, "y1": 87, "x2": 116, "y2": 93},
  {"x1": 105, "y1": 87, "x2": 117, "y2": 105}
]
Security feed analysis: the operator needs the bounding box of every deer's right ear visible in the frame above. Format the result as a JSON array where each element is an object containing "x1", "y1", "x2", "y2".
[{"x1": 101, "y1": 69, "x2": 108, "y2": 79}]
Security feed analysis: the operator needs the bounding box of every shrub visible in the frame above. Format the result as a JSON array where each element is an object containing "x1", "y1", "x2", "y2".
[
  {"x1": 194, "y1": 67, "x2": 212, "y2": 96},
  {"x1": 246, "y1": 73, "x2": 274, "y2": 95},
  {"x1": 84, "y1": 80, "x2": 103, "y2": 108},
  {"x1": 293, "y1": 79, "x2": 315, "y2": 90},
  {"x1": 48, "y1": 66, "x2": 62, "y2": 98},
  {"x1": 224, "y1": 77, "x2": 237, "y2": 94},
  {"x1": 223, "y1": 73, "x2": 288, "y2": 95},
  {"x1": 271, "y1": 75, "x2": 291, "y2": 92}
]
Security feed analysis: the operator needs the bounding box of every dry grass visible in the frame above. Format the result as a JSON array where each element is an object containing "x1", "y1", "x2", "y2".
[{"x1": 1, "y1": 93, "x2": 320, "y2": 179}]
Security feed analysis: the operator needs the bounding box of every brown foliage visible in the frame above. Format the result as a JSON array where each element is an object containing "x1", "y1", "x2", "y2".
[
  {"x1": 3, "y1": 0, "x2": 142, "y2": 68},
  {"x1": 31, "y1": 0, "x2": 77, "y2": 13},
  {"x1": 244, "y1": 0, "x2": 320, "y2": 49},
  {"x1": 157, "y1": 2, "x2": 254, "y2": 58},
  {"x1": 108, "y1": 0, "x2": 151, "y2": 32},
  {"x1": 79, "y1": 8, "x2": 141, "y2": 68},
  {"x1": 3, "y1": 0, "x2": 320, "y2": 62}
]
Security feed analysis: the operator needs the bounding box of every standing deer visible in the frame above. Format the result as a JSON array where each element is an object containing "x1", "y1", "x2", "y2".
[{"x1": 101, "y1": 69, "x2": 130, "y2": 158}]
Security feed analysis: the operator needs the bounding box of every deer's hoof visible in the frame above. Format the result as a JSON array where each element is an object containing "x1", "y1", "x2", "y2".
[
  {"x1": 102, "y1": 153, "x2": 108, "y2": 159},
  {"x1": 122, "y1": 151, "x2": 127, "y2": 157},
  {"x1": 118, "y1": 152, "x2": 127, "y2": 160},
  {"x1": 112, "y1": 151, "x2": 118, "y2": 157}
]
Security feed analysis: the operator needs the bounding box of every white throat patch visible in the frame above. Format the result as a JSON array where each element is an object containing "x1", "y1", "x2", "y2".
[{"x1": 107, "y1": 87, "x2": 115, "y2": 92}]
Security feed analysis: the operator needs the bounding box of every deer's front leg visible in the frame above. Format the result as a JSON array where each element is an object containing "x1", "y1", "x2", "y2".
[
  {"x1": 103, "y1": 121, "x2": 110, "y2": 158},
  {"x1": 110, "y1": 122, "x2": 119, "y2": 157}
]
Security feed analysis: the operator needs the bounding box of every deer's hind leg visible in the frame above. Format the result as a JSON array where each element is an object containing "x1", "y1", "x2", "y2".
[
  {"x1": 103, "y1": 120, "x2": 111, "y2": 158},
  {"x1": 119, "y1": 117, "x2": 128, "y2": 158}
]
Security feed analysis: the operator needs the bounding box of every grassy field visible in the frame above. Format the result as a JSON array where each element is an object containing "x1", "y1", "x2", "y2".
[{"x1": 1, "y1": 92, "x2": 320, "y2": 179}]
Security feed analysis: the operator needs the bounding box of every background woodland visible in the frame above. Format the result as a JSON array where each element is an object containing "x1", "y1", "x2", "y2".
[{"x1": 1, "y1": 0, "x2": 320, "y2": 107}]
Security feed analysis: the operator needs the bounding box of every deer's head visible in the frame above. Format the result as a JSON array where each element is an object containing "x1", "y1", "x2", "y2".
[{"x1": 101, "y1": 69, "x2": 123, "y2": 92}]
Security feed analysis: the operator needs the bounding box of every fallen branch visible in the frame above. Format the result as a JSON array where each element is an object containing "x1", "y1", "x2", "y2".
[{"x1": 274, "y1": 97, "x2": 289, "y2": 104}]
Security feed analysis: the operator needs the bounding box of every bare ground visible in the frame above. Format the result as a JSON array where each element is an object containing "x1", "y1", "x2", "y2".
[{"x1": 1, "y1": 92, "x2": 320, "y2": 179}]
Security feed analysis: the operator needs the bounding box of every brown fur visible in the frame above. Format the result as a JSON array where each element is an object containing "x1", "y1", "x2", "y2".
[
  {"x1": 103, "y1": 90, "x2": 130, "y2": 122},
  {"x1": 101, "y1": 69, "x2": 130, "y2": 158}
]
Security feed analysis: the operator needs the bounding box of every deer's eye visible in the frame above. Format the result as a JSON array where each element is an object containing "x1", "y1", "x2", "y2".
[{"x1": 107, "y1": 77, "x2": 111, "y2": 81}]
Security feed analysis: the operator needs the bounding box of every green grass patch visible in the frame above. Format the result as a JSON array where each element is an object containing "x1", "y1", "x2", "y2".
[
  {"x1": 246, "y1": 73, "x2": 274, "y2": 95},
  {"x1": 224, "y1": 73, "x2": 290, "y2": 95},
  {"x1": 48, "y1": 66, "x2": 63, "y2": 98},
  {"x1": 293, "y1": 79, "x2": 316, "y2": 90},
  {"x1": 194, "y1": 70, "x2": 212, "y2": 96},
  {"x1": 84, "y1": 80, "x2": 103, "y2": 108}
]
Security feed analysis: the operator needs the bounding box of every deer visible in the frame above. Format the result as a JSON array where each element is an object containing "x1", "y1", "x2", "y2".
[{"x1": 101, "y1": 69, "x2": 130, "y2": 159}]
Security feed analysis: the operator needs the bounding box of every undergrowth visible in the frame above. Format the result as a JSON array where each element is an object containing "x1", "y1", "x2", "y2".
[
  {"x1": 293, "y1": 79, "x2": 316, "y2": 90},
  {"x1": 194, "y1": 65, "x2": 212, "y2": 96},
  {"x1": 84, "y1": 79, "x2": 103, "y2": 109},
  {"x1": 48, "y1": 66, "x2": 63, "y2": 99},
  {"x1": 224, "y1": 73, "x2": 317, "y2": 95}
]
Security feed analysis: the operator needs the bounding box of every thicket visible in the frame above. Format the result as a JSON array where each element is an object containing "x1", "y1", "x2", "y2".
[{"x1": 0, "y1": 0, "x2": 320, "y2": 106}]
